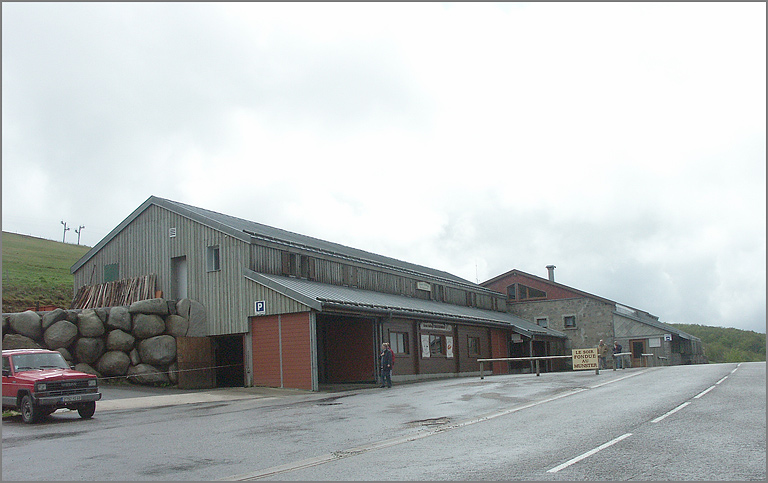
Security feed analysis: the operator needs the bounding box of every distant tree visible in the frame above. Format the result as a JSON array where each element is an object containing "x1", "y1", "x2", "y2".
[{"x1": 670, "y1": 323, "x2": 765, "y2": 363}]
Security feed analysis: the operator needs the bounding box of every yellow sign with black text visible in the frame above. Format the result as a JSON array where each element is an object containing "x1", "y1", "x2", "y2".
[{"x1": 572, "y1": 348, "x2": 599, "y2": 370}]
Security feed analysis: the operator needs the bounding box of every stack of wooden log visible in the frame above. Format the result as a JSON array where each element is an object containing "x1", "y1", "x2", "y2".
[{"x1": 70, "y1": 274, "x2": 158, "y2": 309}]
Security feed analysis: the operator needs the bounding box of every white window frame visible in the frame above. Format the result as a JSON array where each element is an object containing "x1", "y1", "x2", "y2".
[
  {"x1": 390, "y1": 331, "x2": 409, "y2": 354},
  {"x1": 207, "y1": 245, "x2": 221, "y2": 272}
]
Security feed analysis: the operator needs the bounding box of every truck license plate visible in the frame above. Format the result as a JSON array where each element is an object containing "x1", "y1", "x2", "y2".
[{"x1": 62, "y1": 395, "x2": 82, "y2": 402}]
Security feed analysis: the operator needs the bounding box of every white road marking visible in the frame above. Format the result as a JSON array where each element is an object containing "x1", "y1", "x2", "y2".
[
  {"x1": 651, "y1": 401, "x2": 691, "y2": 423},
  {"x1": 589, "y1": 370, "x2": 645, "y2": 389},
  {"x1": 547, "y1": 433, "x2": 633, "y2": 473},
  {"x1": 221, "y1": 386, "x2": 596, "y2": 480},
  {"x1": 221, "y1": 368, "x2": 659, "y2": 480},
  {"x1": 694, "y1": 385, "x2": 716, "y2": 399}
]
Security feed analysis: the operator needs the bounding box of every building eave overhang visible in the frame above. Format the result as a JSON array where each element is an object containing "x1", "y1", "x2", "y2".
[
  {"x1": 243, "y1": 269, "x2": 322, "y2": 311},
  {"x1": 244, "y1": 271, "x2": 567, "y2": 340}
]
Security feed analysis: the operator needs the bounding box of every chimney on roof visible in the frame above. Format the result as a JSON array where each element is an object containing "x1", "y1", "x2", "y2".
[{"x1": 546, "y1": 265, "x2": 556, "y2": 282}]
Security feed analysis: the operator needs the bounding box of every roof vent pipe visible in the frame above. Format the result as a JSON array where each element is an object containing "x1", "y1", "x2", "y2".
[{"x1": 546, "y1": 265, "x2": 556, "y2": 282}]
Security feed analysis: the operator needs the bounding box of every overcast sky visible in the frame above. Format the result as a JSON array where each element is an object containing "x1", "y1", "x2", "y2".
[{"x1": 2, "y1": 3, "x2": 765, "y2": 334}]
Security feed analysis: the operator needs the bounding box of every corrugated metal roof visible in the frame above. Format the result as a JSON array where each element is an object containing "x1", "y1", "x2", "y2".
[
  {"x1": 614, "y1": 307, "x2": 700, "y2": 341},
  {"x1": 73, "y1": 196, "x2": 493, "y2": 291},
  {"x1": 160, "y1": 197, "x2": 482, "y2": 289},
  {"x1": 244, "y1": 269, "x2": 567, "y2": 339}
]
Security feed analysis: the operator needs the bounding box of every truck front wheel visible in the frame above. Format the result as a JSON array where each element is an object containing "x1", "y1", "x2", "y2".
[
  {"x1": 77, "y1": 402, "x2": 96, "y2": 419},
  {"x1": 20, "y1": 395, "x2": 40, "y2": 424}
]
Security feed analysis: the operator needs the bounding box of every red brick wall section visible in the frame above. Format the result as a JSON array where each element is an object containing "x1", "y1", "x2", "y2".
[
  {"x1": 485, "y1": 272, "x2": 582, "y2": 301},
  {"x1": 251, "y1": 312, "x2": 313, "y2": 391}
]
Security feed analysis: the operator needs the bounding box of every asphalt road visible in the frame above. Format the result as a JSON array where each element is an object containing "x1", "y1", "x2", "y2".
[{"x1": 2, "y1": 362, "x2": 764, "y2": 481}]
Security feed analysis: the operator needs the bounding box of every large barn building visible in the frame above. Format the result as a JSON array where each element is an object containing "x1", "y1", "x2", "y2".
[{"x1": 71, "y1": 196, "x2": 568, "y2": 390}]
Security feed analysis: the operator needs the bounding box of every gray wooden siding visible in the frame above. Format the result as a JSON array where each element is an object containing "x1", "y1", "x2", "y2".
[
  {"x1": 73, "y1": 205, "x2": 252, "y2": 336},
  {"x1": 250, "y1": 244, "x2": 283, "y2": 274},
  {"x1": 248, "y1": 245, "x2": 507, "y2": 313},
  {"x1": 243, "y1": 278, "x2": 312, "y2": 316}
]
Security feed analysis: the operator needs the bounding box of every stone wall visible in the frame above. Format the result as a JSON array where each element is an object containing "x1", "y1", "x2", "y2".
[
  {"x1": 2, "y1": 298, "x2": 206, "y2": 386},
  {"x1": 508, "y1": 297, "x2": 615, "y2": 350}
]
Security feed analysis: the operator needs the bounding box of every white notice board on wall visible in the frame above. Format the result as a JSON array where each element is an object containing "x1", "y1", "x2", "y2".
[{"x1": 421, "y1": 335, "x2": 431, "y2": 358}]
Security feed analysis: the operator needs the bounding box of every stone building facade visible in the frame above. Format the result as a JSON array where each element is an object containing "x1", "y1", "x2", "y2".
[{"x1": 482, "y1": 267, "x2": 706, "y2": 367}]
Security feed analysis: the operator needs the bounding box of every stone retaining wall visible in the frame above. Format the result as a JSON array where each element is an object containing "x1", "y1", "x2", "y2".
[{"x1": 1, "y1": 298, "x2": 206, "y2": 386}]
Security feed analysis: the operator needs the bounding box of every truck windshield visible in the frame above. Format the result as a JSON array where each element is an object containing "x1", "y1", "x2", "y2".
[{"x1": 13, "y1": 353, "x2": 70, "y2": 371}]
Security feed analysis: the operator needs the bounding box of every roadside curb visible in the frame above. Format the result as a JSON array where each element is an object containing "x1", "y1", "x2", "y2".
[{"x1": 97, "y1": 386, "x2": 315, "y2": 411}]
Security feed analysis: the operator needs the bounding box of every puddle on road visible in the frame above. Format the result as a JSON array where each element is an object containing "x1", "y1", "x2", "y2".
[{"x1": 406, "y1": 416, "x2": 451, "y2": 428}]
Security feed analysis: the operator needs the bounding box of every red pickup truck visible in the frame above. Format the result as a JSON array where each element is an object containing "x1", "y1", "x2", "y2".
[{"x1": 2, "y1": 349, "x2": 102, "y2": 424}]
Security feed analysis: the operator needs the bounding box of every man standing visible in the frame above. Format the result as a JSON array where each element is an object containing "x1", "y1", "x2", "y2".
[
  {"x1": 613, "y1": 341, "x2": 623, "y2": 369},
  {"x1": 380, "y1": 343, "x2": 393, "y2": 388},
  {"x1": 597, "y1": 340, "x2": 609, "y2": 369}
]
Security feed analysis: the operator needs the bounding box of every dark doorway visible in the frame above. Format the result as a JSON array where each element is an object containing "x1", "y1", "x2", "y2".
[
  {"x1": 212, "y1": 335, "x2": 244, "y2": 387},
  {"x1": 532, "y1": 340, "x2": 548, "y2": 372},
  {"x1": 316, "y1": 314, "x2": 375, "y2": 384},
  {"x1": 508, "y1": 338, "x2": 528, "y2": 373},
  {"x1": 630, "y1": 339, "x2": 645, "y2": 368}
]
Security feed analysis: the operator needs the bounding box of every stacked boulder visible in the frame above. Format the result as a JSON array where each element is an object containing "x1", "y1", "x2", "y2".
[{"x1": 2, "y1": 298, "x2": 206, "y2": 386}]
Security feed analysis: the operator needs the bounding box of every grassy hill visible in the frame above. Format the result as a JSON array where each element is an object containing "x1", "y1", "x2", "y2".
[
  {"x1": 670, "y1": 323, "x2": 766, "y2": 363},
  {"x1": 2, "y1": 232, "x2": 91, "y2": 313}
]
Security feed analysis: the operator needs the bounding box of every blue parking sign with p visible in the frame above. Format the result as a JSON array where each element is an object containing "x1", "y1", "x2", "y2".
[{"x1": 255, "y1": 301, "x2": 266, "y2": 315}]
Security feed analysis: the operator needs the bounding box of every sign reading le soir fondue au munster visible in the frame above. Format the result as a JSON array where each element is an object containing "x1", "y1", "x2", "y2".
[{"x1": 572, "y1": 348, "x2": 598, "y2": 370}]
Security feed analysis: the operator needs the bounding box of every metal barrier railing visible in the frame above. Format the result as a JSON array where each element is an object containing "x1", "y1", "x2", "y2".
[
  {"x1": 477, "y1": 349, "x2": 668, "y2": 380},
  {"x1": 478, "y1": 355, "x2": 575, "y2": 379}
]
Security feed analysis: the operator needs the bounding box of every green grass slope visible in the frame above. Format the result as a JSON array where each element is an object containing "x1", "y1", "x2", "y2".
[
  {"x1": 670, "y1": 323, "x2": 766, "y2": 363},
  {"x1": 2, "y1": 232, "x2": 91, "y2": 313}
]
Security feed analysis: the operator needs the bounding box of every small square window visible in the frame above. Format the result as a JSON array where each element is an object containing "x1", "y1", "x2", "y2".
[
  {"x1": 564, "y1": 315, "x2": 576, "y2": 328},
  {"x1": 104, "y1": 263, "x2": 119, "y2": 282},
  {"x1": 536, "y1": 317, "x2": 548, "y2": 328},
  {"x1": 207, "y1": 246, "x2": 220, "y2": 272}
]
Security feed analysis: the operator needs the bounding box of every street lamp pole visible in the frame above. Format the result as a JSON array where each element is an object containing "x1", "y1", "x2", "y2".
[
  {"x1": 60, "y1": 220, "x2": 70, "y2": 243},
  {"x1": 75, "y1": 225, "x2": 85, "y2": 245}
]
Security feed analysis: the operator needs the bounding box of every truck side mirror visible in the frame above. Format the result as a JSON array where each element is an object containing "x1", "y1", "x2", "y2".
[{"x1": 2, "y1": 369, "x2": 10, "y2": 376}]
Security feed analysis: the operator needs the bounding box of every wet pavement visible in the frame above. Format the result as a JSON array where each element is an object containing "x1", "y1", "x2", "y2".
[{"x1": 96, "y1": 383, "x2": 317, "y2": 411}]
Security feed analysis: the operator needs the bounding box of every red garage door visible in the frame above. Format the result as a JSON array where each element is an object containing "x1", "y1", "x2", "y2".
[{"x1": 252, "y1": 312, "x2": 313, "y2": 391}]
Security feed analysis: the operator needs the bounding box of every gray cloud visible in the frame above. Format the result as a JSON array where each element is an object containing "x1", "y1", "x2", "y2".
[{"x1": 3, "y1": 2, "x2": 764, "y2": 334}]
